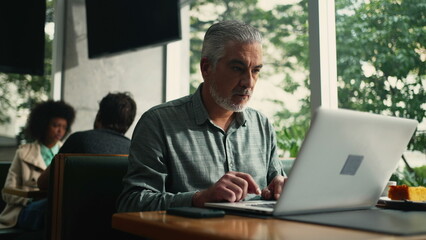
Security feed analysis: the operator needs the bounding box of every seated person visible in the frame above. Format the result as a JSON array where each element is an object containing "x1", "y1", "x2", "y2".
[
  {"x1": 117, "y1": 20, "x2": 287, "y2": 212},
  {"x1": 0, "y1": 100, "x2": 75, "y2": 230},
  {"x1": 37, "y1": 92, "x2": 137, "y2": 190},
  {"x1": 56, "y1": 92, "x2": 136, "y2": 154}
]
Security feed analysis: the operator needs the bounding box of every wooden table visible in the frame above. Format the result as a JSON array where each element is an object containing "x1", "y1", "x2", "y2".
[
  {"x1": 2, "y1": 186, "x2": 47, "y2": 199},
  {"x1": 112, "y1": 211, "x2": 426, "y2": 240}
]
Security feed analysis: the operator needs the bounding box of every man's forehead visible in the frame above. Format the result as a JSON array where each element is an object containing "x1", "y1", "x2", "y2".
[{"x1": 228, "y1": 59, "x2": 263, "y2": 68}]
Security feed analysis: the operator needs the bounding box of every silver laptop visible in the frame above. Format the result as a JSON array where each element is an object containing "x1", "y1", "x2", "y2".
[{"x1": 205, "y1": 107, "x2": 418, "y2": 217}]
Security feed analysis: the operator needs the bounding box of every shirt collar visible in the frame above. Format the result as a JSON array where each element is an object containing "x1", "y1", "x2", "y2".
[
  {"x1": 192, "y1": 83, "x2": 210, "y2": 125},
  {"x1": 40, "y1": 143, "x2": 60, "y2": 153},
  {"x1": 235, "y1": 111, "x2": 246, "y2": 126},
  {"x1": 40, "y1": 143, "x2": 60, "y2": 166},
  {"x1": 192, "y1": 83, "x2": 247, "y2": 127}
]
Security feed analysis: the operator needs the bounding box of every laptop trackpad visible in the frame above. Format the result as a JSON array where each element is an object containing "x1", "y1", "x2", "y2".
[{"x1": 277, "y1": 208, "x2": 426, "y2": 236}]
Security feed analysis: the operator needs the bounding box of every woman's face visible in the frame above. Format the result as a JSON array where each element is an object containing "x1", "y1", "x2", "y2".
[{"x1": 44, "y1": 117, "x2": 68, "y2": 146}]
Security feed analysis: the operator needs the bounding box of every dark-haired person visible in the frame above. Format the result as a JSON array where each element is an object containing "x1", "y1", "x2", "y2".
[
  {"x1": 0, "y1": 100, "x2": 75, "y2": 230},
  {"x1": 37, "y1": 92, "x2": 137, "y2": 190}
]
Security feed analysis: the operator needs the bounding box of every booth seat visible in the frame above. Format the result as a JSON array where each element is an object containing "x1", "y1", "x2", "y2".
[
  {"x1": 47, "y1": 154, "x2": 136, "y2": 240},
  {"x1": 0, "y1": 162, "x2": 35, "y2": 240}
]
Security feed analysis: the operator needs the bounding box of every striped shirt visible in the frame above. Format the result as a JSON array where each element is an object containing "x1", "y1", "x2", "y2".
[{"x1": 118, "y1": 84, "x2": 285, "y2": 212}]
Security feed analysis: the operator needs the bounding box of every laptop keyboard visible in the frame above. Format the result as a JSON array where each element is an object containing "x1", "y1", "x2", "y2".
[{"x1": 248, "y1": 203, "x2": 276, "y2": 209}]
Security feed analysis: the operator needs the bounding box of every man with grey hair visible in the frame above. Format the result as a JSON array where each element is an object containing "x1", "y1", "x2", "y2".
[{"x1": 117, "y1": 20, "x2": 287, "y2": 212}]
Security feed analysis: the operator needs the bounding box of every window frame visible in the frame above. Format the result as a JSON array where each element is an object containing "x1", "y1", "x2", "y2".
[{"x1": 308, "y1": 0, "x2": 338, "y2": 115}]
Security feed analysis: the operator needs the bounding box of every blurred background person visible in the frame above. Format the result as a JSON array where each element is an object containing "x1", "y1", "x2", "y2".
[
  {"x1": 37, "y1": 92, "x2": 137, "y2": 190},
  {"x1": 0, "y1": 100, "x2": 75, "y2": 230},
  {"x1": 58, "y1": 92, "x2": 136, "y2": 154}
]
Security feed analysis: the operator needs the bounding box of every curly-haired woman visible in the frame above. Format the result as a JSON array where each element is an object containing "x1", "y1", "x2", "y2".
[{"x1": 0, "y1": 100, "x2": 75, "y2": 230}]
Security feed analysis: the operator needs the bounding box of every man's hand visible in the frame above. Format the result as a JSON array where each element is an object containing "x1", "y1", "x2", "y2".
[
  {"x1": 192, "y1": 171, "x2": 261, "y2": 207},
  {"x1": 261, "y1": 175, "x2": 287, "y2": 200}
]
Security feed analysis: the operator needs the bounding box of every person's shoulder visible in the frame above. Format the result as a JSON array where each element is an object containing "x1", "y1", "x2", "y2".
[
  {"x1": 148, "y1": 95, "x2": 192, "y2": 112},
  {"x1": 243, "y1": 107, "x2": 275, "y2": 128},
  {"x1": 142, "y1": 95, "x2": 193, "y2": 121},
  {"x1": 63, "y1": 129, "x2": 94, "y2": 141},
  {"x1": 67, "y1": 129, "x2": 123, "y2": 140},
  {"x1": 95, "y1": 129, "x2": 130, "y2": 140},
  {"x1": 66, "y1": 129, "x2": 93, "y2": 137},
  {"x1": 17, "y1": 142, "x2": 39, "y2": 151},
  {"x1": 60, "y1": 130, "x2": 95, "y2": 149},
  {"x1": 15, "y1": 142, "x2": 40, "y2": 159}
]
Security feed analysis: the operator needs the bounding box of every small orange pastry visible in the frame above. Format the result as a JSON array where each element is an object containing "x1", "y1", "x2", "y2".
[{"x1": 388, "y1": 185, "x2": 426, "y2": 201}]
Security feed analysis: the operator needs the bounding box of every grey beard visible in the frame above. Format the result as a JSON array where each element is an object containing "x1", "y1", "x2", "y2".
[{"x1": 209, "y1": 82, "x2": 248, "y2": 112}]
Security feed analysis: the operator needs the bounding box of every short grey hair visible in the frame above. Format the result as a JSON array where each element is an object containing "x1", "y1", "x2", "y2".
[{"x1": 201, "y1": 20, "x2": 263, "y2": 69}]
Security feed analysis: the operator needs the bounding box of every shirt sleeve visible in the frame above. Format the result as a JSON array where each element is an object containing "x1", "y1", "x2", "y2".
[
  {"x1": 117, "y1": 110, "x2": 196, "y2": 212},
  {"x1": 2, "y1": 149, "x2": 31, "y2": 206}
]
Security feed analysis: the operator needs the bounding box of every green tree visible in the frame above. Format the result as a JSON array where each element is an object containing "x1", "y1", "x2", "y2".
[
  {"x1": 190, "y1": 0, "x2": 309, "y2": 90},
  {"x1": 335, "y1": 0, "x2": 426, "y2": 152}
]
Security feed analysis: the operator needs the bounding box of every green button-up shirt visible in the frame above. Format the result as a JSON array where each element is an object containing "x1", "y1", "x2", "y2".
[
  {"x1": 40, "y1": 143, "x2": 60, "y2": 166},
  {"x1": 117, "y1": 84, "x2": 285, "y2": 212}
]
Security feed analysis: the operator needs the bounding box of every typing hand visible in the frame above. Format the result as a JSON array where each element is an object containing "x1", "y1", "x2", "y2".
[
  {"x1": 192, "y1": 171, "x2": 261, "y2": 207},
  {"x1": 261, "y1": 175, "x2": 287, "y2": 200}
]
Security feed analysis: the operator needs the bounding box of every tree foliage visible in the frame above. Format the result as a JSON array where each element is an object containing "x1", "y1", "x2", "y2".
[
  {"x1": 336, "y1": 0, "x2": 426, "y2": 152},
  {"x1": 391, "y1": 165, "x2": 426, "y2": 186},
  {"x1": 190, "y1": 0, "x2": 309, "y2": 90}
]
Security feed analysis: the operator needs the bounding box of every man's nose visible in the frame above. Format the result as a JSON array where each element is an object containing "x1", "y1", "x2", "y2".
[{"x1": 240, "y1": 71, "x2": 256, "y2": 88}]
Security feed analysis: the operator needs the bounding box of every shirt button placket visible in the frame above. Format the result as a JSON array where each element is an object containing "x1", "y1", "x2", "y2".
[{"x1": 226, "y1": 135, "x2": 234, "y2": 171}]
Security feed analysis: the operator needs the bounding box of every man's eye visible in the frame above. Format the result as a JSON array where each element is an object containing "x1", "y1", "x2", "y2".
[{"x1": 232, "y1": 66, "x2": 243, "y2": 72}]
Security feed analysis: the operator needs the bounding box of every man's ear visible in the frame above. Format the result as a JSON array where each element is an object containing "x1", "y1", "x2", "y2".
[{"x1": 200, "y1": 57, "x2": 211, "y2": 78}]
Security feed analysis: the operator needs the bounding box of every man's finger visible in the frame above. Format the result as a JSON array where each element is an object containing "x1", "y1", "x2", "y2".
[
  {"x1": 229, "y1": 176, "x2": 248, "y2": 201},
  {"x1": 274, "y1": 180, "x2": 283, "y2": 196},
  {"x1": 225, "y1": 181, "x2": 245, "y2": 202},
  {"x1": 233, "y1": 172, "x2": 261, "y2": 195},
  {"x1": 261, "y1": 188, "x2": 272, "y2": 200}
]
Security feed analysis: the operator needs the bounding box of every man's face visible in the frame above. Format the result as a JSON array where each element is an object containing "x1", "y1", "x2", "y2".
[{"x1": 204, "y1": 41, "x2": 263, "y2": 112}]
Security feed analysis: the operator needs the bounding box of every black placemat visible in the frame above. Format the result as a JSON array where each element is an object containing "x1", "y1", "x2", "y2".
[{"x1": 277, "y1": 208, "x2": 426, "y2": 236}]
